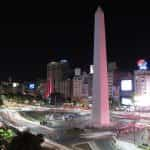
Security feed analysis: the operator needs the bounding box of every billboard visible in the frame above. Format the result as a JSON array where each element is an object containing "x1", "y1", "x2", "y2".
[
  {"x1": 121, "y1": 80, "x2": 132, "y2": 91},
  {"x1": 28, "y1": 83, "x2": 35, "y2": 90},
  {"x1": 121, "y1": 97, "x2": 133, "y2": 105},
  {"x1": 137, "y1": 59, "x2": 148, "y2": 70}
]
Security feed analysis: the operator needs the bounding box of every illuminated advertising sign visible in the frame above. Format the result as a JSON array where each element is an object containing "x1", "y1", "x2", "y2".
[
  {"x1": 121, "y1": 80, "x2": 132, "y2": 91},
  {"x1": 28, "y1": 83, "x2": 35, "y2": 90},
  {"x1": 121, "y1": 97, "x2": 133, "y2": 105},
  {"x1": 137, "y1": 59, "x2": 148, "y2": 70}
]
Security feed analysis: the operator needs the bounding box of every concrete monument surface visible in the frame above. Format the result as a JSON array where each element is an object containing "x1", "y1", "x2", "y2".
[{"x1": 92, "y1": 7, "x2": 110, "y2": 127}]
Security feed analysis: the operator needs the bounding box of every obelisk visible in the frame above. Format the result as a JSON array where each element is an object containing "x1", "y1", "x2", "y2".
[{"x1": 92, "y1": 7, "x2": 110, "y2": 127}]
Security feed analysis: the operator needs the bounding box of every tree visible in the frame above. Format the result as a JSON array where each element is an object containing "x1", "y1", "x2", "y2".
[
  {"x1": 0, "y1": 95, "x2": 5, "y2": 106},
  {"x1": 0, "y1": 127, "x2": 15, "y2": 150},
  {"x1": 8, "y1": 131, "x2": 44, "y2": 150}
]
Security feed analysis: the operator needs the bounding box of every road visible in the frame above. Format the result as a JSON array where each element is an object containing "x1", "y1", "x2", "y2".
[
  {"x1": 0, "y1": 109, "x2": 56, "y2": 138},
  {"x1": 0, "y1": 108, "x2": 71, "y2": 150},
  {"x1": 111, "y1": 110, "x2": 150, "y2": 145},
  {"x1": 0, "y1": 106, "x2": 145, "y2": 150}
]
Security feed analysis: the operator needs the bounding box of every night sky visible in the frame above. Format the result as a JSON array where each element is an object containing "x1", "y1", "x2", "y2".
[{"x1": 0, "y1": 1, "x2": 150, "y2": 81}]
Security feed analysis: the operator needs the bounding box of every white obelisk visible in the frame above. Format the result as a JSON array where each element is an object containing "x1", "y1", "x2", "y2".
[{"x1": 92, "y1": 7, "x2": 110, "y2": 127}]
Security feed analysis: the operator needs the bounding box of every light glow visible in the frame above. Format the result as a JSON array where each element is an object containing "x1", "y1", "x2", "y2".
[
  {"x1": 12, "y1": 82, "x2": 19, "y2": 88},
  {"x1": 60, "y1": 59, "x2": 68, "y2": 63},
  {"x1": 134, "y1": 95, "x2": 150, "y2": 106},
  {"x1": 90, "y1": 65, "x2": 94, "y2": 74}
]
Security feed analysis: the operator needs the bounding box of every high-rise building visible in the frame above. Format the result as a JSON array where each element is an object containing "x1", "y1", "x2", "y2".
[
  {"x1": 108, "y1": 71, "x2": 114, "y2": 98},
  {"x1": 60, "y1": 59, "x2": 71, "y2": 80},
  {"x1": 60, "y1": 79, "x2": 72, "y2": 99},
  {"x1": 116, "y1": 71, "x2": 133, "y2": 105},
  {"x1": 134, "y1": 70, "x2": 150, "y2": 106},
  {"x1": 47, "y1": 60, "x2": 71, "y2": 98},
  {"x1": 72, "y1": 68, "x2": 82, "y2": 98},
  {"x1": 88, "y1": 73, "x2": 93, "y2": 97},
  {"x1": 108, "y1": 62, "x2": 118, "y2": 99},
  {"x1": 47, "y1": 61, "x2": 61, "y2": 93},
  {"x1": 134, "y1": 70, "x2": 150, "y2": 96},
  {"x1": 72, "y1": 69, "x2": 93, "y2": 99},
  {"x1": 81, "y1": 72, "x2": 89, "y2": 97}
]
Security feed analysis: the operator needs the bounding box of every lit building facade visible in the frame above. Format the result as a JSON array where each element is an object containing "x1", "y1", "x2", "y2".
[
  {"x1": 85, "y1": 62, "x2": 117, "y2": 100},
  {"x1": 47, "y1": 60, "x2": 72, "y2": 99},
  {"x1": 134, "y1": 70, "x2": 150, "y2": 96},
  {"x1": 47, "y1": 61, "x2": 61, "y2": 93},
  {"x1": 88, "y1": 73, "x2": 93, "y2": 97},
  {"x1": 72, "y1": 68, "x2": 82, "y2": 98},
  {"x1": 72, "y1": 68, "x2": 93, "y2": 99},
  {"x1": 107, "y1": 62, "x2": 117, "y2": 99},
  {"x1": 81, "y1": 72, "x2": 89, "y2": 97},
  {"x1": 107, "y1": 70, "x2": 133, "y2": 106},
  {"x1": 133, "y1": 59, "x2": 150, "y2": 106},
  {"x1": 108, "y1": 71, "x2": 114, "y2": 98},
  {"x1": 60, "y1": 79, "x2": 72, "y2": 99}
]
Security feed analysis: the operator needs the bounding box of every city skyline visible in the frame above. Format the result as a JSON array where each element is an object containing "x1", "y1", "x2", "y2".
[{"x1": 0, "y1": 1, "x2": 150, "y2": 80}]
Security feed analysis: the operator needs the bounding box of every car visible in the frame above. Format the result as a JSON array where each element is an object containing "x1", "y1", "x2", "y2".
[{"x1": 63, "y1": 113, "x2": 80, "y2": 120}]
